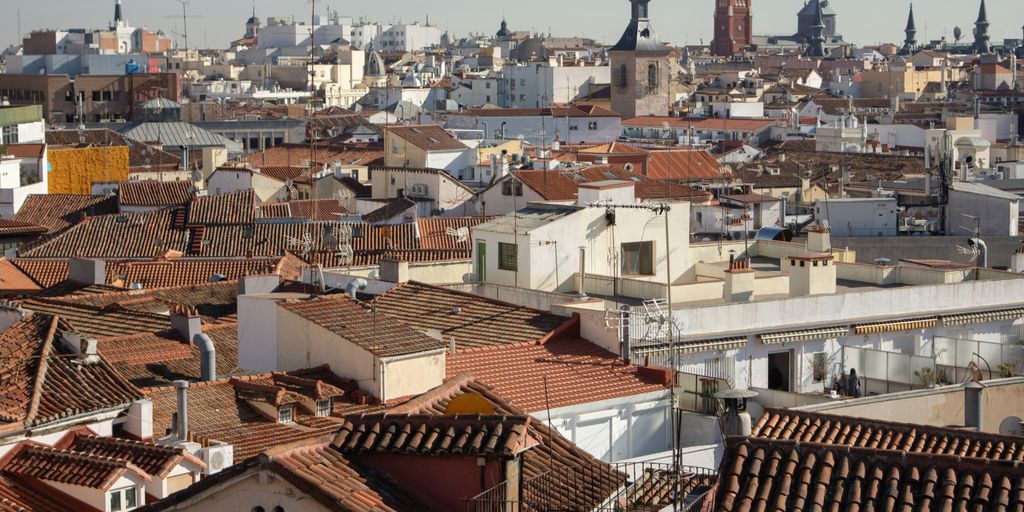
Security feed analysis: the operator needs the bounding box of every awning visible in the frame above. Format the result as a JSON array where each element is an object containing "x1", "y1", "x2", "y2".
[
  {"x1": 942, "y1": 308, "x2": 1024, "y2": 326},
  {"x1": 631, "y1": 337, "x2": 748, "y2": 356},
  {"x1": 760, "y1": 326, "x2": 849, "y2": 345},
  {"x1": 854, "y1": 317, "x2": 937, "y2": 335}
]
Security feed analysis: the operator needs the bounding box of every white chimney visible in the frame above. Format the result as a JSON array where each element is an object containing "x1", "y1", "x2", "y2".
[{"x1": 68, "y1": 258, "x2": 106, "y2": 285}]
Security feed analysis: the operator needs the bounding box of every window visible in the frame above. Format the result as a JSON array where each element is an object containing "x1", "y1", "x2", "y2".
[
  {"x1": 316, "y1": 399, "x2": 332, "y2": 416},
  {"x1": 501, "y1": 180, "x2": 522, "y2": 196},
  {"x1": 92, "y1": 91, "x2": 101, "y2": 101},
  {"x1": 0, "y1": 126, "x2": 18, "y2": 145},
  {"x1": 498, "y1": 243, "x2": 518, "y2": 271},
  {"x1": 621, "y1": 241, "x2": 654, "y2": 276},
  {"x1": 647, "y1": 64, "x2": 659, "y2": 93},
  {"x1": 109, "y1": 487, "x2": 137, "y2": 511},
  {"x1": 617, "y1": 64, "x2": 629, "y2": 88},
  {"x1": 588, "y1": 121, "x2": 598, "y2": 130},
  {"x1": 278, "y1": 406, "x2": 294, "y2": 424}
]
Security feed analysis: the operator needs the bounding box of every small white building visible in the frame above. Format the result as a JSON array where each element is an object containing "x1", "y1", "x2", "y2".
[
  {"x1": 815, "y1": 197, "x2": 899, "y2": 237},
  {"x1": 447, "y1": 106, "x2": 622, "y2": 146},
  {"x1": 946, "y1": 181, "x2": 1020, "y2": 236}
]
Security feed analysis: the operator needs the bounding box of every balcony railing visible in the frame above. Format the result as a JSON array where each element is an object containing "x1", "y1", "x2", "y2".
[{"x1": 464, "y1": 461, "x2": 718, "y2": 512}]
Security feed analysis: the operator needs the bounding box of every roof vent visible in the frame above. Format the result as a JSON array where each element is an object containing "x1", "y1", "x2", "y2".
[
  {"x1": 209, "y1": 273, "x2": 227, "y2": 283},
  {"x1": 451, "y1": 306, "x2": 462, "y2": 314}
]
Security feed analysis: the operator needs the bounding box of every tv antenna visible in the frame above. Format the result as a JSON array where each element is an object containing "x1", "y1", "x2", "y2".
[
  {"x1": 445, "y1": 226, "x2": 470, "y2": 243},
  {"x1": 166, "y1": 0, "x2": 203, "y2": 52}
]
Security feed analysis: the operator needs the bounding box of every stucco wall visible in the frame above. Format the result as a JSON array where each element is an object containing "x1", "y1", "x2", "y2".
[{"x1": 47, "y1": 146, "x2": 129, "y2": 195}]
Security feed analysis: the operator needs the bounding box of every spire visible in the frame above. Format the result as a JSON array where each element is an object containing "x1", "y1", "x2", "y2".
[
  {"x1": 114, "y1": 0, "x2": 123, "y2": 26},
  {"x1": 974, "y1": 0, "x2": 991, "y2": 53},
  {"x1": 804, "y1": 0, "x2": 826, "y2": 58},
  {"x1": 901, "y1": 3, "x2": 917, "y2": 55},
  {"x1": 610, "y1": 0, "x2": 665, "y2": 53}
]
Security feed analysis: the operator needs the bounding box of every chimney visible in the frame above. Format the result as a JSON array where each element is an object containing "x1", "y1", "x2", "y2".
[
  {"x1": 61, "y1": 331, "x2": 100, "y2": 364},
  {"x1": 1012, "y1": 244, "x2": 1024, "y2": 273},
  {"x1": 718, "y1": 389, "x2": 758, "y2": 437},
  {"x1": 239, "y1": 274, "x2": 280, "y2": 295},
  {"x1": 68, "y1": 258, "x2": 106, "y2": 285},
  {"x1": 578, "y1": 246, "x2": 588, "y2": 298},
  {"x1": 964, "y1": 380, "x2": 984, "y2": 430},
  {"x1": 787, "y1": 254, "x2": 836, "y2": 296},
  {"x1": 380, "y1": 258, "x2": 409, "y2": 283},
  {"x1": 723, "y1": 257, "x2": 755, "y2": 302},
  {"x1": 174, "y1": 380, "x2": 189, "y2": 441},
  {"x1": 171, "y1": 306, "x2": 203, "y2": 344},
  {"x1": 806, "y1": 225, "x2": 832, "y2": 253}
]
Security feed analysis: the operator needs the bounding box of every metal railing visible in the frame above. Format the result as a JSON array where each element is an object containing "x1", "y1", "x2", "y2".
[{"x1": 465, "y1": 461, "x2": 718, "y2": 512}]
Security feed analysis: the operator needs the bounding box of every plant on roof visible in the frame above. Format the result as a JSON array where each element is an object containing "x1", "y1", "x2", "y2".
[
  {"x1": 914, "y1": 367, "x2": 935, "y2": 388},
  {"x1": 998, "y1": 361, "x2": 1017, "y2": 379}
]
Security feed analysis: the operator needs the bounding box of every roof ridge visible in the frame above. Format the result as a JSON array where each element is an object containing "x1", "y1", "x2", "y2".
[{"x1": 23, "y1": 316, "x2": 59, "y2": 425}]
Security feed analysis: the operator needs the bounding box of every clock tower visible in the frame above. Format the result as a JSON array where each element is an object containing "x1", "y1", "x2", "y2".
[{"x1": 711, "y1": 0, "x2": 753, "y2": 57}]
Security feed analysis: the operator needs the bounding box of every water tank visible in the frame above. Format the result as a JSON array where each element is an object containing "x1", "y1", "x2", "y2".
[{"x1": 125, "y1": 60, "x2": 141, "y2": 75}]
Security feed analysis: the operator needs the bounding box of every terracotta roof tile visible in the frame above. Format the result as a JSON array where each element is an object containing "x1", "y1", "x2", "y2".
[
  {"x1": 332, "y1": 414, "x2": 533, "y2": 458},
  {"x1": 118, "y1": 180, "x2": 195, "y2": 208},
  {"x1": 362, "y1": 197, "x2": 415, "y2": 224},
  {"x1": 11, "y1": 194, "x2": 119, "y2": 234},
  {"x1": 259, "y1": 199, "x2": 350, "y2": 221},
  {"x1": 753, "y1": 408, "x2": 1024, "y2": 461},
  {"x1": 245, "y1": 144, "x2": 383, "y2": 168},
  {"x1": 187, "y1": 190, "x2": 257, "y2": 225},
  {"x1": 445, "y1": 337, "x2": 669, "y2": 412},
  {"x1": 99, "y1": 324, "x2": 245, "y2": 387},
  {"x1": 64, "y1": 433, "x2": 202, "y2": 478},
  {"x1": 0, "y1": 219, "x2": 47, "y2": 237},
  {"x1": 714, "y1": 437, "x2": 1024, "y2": 512},
  {"x1": 0, "y1": 474, "x2": 90, "y2": 511},
  {"x1": 109, "y1": 258, "x2": 280, "y2": 289},
  {"x1": 280, "y1": 296, "x2": 447, "y2": 358},
  {"x1": 3, "y1": 444, "x2": 149, "y2": 491},
  {"x1": 21, "y1": 209, "x2": 187, "y2": 259},
  {"x1": 16, "y1": 298, "x2": 171, "y2": 337},
  {"x1": 0, "y1": 314, "x2": 142, "y2": 430},
  {"x1": 415, "y1": 217, "x2": 490, "y2": 250},
  {"x1": 645, "y1": 149, "x2": 728, "y2": 181},
  {"x1": 370, "y1": 281, "x2": 570, "y2": 350},
  {"x1": 386, "y1": 125, "x2": 467, "y2": 152}
]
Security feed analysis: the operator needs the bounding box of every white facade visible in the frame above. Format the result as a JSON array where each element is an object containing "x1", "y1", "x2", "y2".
[
  {"x1": 499, "y1": 62, "x2": 610, "y2": 108},
  {"x1": 447, "y1": 112, "x2": 621, "y2": 146}
]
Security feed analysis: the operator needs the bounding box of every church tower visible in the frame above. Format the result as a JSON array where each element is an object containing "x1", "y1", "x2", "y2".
[
  {"x1": 711, "y1": 0, "x2": 753, "y2": 57},
  {"x1": 900, "y1": 3, "x2": 917, "y2": 55},
  {"x1": 804, "y1": 0, "x2": 826, "y2": 58},
  {"x1": 974, "y1": 0, "x2": 991, "y2": 54},
  {"x1": 609, "y1": 0, "x2": 671, "y2": 118}
]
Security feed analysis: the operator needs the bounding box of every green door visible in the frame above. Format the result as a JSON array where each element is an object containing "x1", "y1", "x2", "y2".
[{"x1": 476, "y1": 241, "x2": 486, "y2": 281}]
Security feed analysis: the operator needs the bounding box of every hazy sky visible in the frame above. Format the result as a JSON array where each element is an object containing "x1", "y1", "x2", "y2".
[{"x1": 2, "y1": 0, "x2": 1022, "y2": 50}]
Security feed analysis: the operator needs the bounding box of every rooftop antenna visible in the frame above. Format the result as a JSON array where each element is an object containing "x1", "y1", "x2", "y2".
[{"x1": 166, "y1": 1, "x2": 202, "y2": 52}]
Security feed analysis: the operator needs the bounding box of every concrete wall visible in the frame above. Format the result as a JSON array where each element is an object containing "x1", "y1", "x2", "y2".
[
  {"x1": 154, "y1": 469, "x2": 327, "y2": 512},
  {"x1": 831, "y1": 236, "x2": 1024, "y2": 268}
]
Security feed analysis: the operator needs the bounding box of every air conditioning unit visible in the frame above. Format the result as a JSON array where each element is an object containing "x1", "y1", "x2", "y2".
[
  {"x1": 197, "y1": 442, "x2": 233, "y2": 475},
  {"x1": 407, "y1": 184, "x2": 429, "y2": 197}
]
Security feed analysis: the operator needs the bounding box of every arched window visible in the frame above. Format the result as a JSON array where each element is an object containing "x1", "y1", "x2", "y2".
[
  {"x1": 272, "y1": 507, "x2": 285, "y2": 512},
  {"x1": 647, "y1": 64, "x2": 659, "y2": 93},
  {"x1": 251, "y1": 508, "x2": 265, "y2": 512},
  {"x1": 618, "y1": 64, "x2": 629, "y2": 88}
]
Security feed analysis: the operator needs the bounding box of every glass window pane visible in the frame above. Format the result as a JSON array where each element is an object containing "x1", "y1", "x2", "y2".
[
  {"x1": 125, "y1": 487, "x2": 137, "y2": 508},
  {"x1": 110, "y1": 491, "x2": 122, "y2": 512}
]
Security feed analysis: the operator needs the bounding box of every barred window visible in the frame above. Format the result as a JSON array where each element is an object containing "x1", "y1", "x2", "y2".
[{"x1": 498, "y1": 243, "x2": 518, "y2": 271}]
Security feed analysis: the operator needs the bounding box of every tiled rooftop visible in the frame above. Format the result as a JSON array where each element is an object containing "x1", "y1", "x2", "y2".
[
  {"x1": 446, "y1": 337, "x2": 669, "y2": 412},
  {"x1": 714, "y1": 437, "x2": 1024, "y2": 512},
  {"x1": 258, "y1": 198, "x2": 350, "y2": 221},
  {"x1": 370, "y1": 281, "x2": 570, "y2": 350},
  {"x1": 753, "y1": 408, "x2": 1024, "y2": 461},
  {"x1": 187, "y1": 189, "x2": 257, "y2": 226},
  {"x1": 16, "y1": 298, "x2": 171, "y2": 337},
  {"x1": 98, "y1": 323, "x2": 245, "y2": 388},
  {"x1": 0, "y1": 314, "x2": 142, "y2": 432},
  {"x1": 0, "y1": 473, "x2": 87, "y2": 511},
  {"x1": 280, "y1": 296, "x2": 447, "y2": 358},
  {"x1": 3, "y1": 444, "x2": 148, "y2": 491},
  {"x1": 332, "y1": 414, "x2": 534, "y2": 458},
  {"x1": 62, "y1": 432, "x2": 204, "y2": 478},
  {"x1": 387, "y1": 125, "x2": 467, "y2": 152},
  {"x1": 118, "y1": 180, "x2": 195, "y2": 208},
  {"x1": 11, "y1": 194, "x2": 119, "y2": 235}
]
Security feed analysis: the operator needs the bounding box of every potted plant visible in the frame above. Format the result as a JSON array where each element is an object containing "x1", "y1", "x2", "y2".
[
  {"x1": 935, "y1": 368, "x2": 949, "y2": 386},
  {"x1": 914, "y1": 367, "x2": 936, "y2": 388},
  {"x1": 998, "y1": 362, "x2": 1017, "y2": 379},
  {"x1": 810, "y1": 352, "x2": 830, "y2": 393}
]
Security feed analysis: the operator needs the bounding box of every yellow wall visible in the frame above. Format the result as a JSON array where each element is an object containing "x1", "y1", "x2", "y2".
[{"x1": 48, "y1": 146, "x2": 129, "y2": 195}]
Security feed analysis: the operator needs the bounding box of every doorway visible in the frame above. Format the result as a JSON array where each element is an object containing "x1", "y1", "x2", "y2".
[{"x1": 768, "y1": 351, "x2": 792, "y2": 392}]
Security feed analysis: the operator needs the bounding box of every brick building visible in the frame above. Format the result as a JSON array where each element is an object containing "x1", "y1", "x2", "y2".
[{"x1": 0, "y1": 73, "x2": 179, "y2": 125}]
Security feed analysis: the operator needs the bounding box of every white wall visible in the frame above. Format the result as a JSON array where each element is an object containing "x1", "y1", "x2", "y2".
[
  {"x1": 546, "y1": 391, "x2": 672, "y2": 463},
  {"x1": 447, "y1": 114, "x2": 621, "y2": 146}
]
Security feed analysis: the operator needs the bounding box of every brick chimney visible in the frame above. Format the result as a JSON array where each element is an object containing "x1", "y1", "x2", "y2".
[
  {"x1": 171, "y1": 305, "x2": 202, "y2": 344},
  {"x1": 723, "y1": 256, "x2": 755, "y2": 302}
]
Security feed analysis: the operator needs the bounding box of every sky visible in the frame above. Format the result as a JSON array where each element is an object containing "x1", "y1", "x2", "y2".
[{"x1": 2, "y1": 0, "x2": 1023, "y2": 50}]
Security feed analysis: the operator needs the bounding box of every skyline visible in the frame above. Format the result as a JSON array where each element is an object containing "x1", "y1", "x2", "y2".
[{"x1": 2, "y1": 0, "x2": 1023, "y2": 51}]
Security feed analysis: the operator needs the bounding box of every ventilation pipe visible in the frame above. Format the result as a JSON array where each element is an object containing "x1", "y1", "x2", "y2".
[
  {"x1": 195, "y1": 333, "x2": 217, "y2": 381},
  {"x1": 345, "y1": 278, "x2": 369, "y2": 299},
  {"x1": 174, "y1": 380, "x2": 189, "y2": 441},
  {"x1": 578, "y1": 246, "x2": 587, "y2": 298}
]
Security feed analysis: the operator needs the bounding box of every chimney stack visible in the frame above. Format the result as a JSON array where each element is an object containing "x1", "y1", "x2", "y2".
[
  {"x1": 717, "y1": 389, "x2": 758, "y2": 437},
  {"x1": 723, "y1": 257, "x2": 755, "y2": 302},
  {"x1": 171, "y1": 306, "x2": 203, "y2": 344},
  {"x1": 1011, "y1": 243, "x2": 1024, "y2": 273},
  {"x1": 380, "y1": 258, "x2": 409, "y2": 284},
  {"x1": 964, "y1": 380, "x2": 984, "y2": 430},
  {"x1": 68, "y1": 258, "x2": 106, "y2": 286},
  {"x1": 806, "y1": 225, "x2": 832, "y2": 253}
]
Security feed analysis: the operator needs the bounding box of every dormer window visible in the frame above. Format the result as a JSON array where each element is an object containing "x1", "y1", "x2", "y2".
[
  {"x1": 316, "y1": 399, "x2": 332, "y2": 417},
  {"x1": 278, "y1": 406, "x2": 294, "y2": 424},
  {"x1": 109, "y1": 486, "x2": 138, "y2": 511}
]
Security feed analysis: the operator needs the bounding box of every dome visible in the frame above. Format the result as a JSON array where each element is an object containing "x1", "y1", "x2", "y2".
[
  {"x1": 496, "y1": 19, "x2": 513, "y2": 38},
  {"x1": 402, "y1": 74, "x2": 423, "y2": 87}
]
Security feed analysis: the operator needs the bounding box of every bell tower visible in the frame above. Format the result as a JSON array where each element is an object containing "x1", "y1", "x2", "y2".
[
  {"x1": 609, "y1": 0, "x2": 671, "y2": 118},
  {"x1": 711, "y1": 0, "x2": 753, "y2": 57}
]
